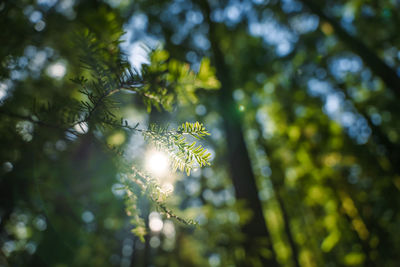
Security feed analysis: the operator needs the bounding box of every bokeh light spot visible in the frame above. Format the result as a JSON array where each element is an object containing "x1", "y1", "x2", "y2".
[
  {"x1": 149, "y1": 212, "x2": 163, "y2": 232},
  {"x1": 46, "y1": 61, "x2": 66, "y2": 79}
]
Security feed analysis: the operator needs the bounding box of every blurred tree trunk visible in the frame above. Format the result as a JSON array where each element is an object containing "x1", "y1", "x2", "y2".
[
  {"x1": 339, "y1": 88, "x2": 400, "y2": 175},
  {"x1": 266, "y1": 152, "x2": 301, "y2": 267},
  {"x1": 198, "y1": 1, "x2": 279, "y2": 266},
  {"x1": 255, "y1": 125, "x2": 301, "y2": 267},
  {"x1": 328, "y1": 182, "x2": 375, "y2": 267},
  {"x1": 273, "y1": 181, "x2": 301, "y2": 267},
  {"x1": 300, "y1": 0, "x2": 400, "y2": 96}
]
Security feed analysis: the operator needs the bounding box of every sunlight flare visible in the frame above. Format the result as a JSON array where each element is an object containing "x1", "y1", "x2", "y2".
[{"x1": 145, "y1": 150, "x2": 169, "y2": 176}]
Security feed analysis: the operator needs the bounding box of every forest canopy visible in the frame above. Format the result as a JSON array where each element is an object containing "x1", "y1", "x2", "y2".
[{"x1": 1, "y1": 0, "x2": 400, "y2": 266}]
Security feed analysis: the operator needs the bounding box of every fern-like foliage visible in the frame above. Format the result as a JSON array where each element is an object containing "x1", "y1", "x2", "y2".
[
  {"x1": 143, "y1": 122, "x2": 212, "y2": 175},
  {"x1": 178, "y1": 121, "x2": 211, "y2": 139}
]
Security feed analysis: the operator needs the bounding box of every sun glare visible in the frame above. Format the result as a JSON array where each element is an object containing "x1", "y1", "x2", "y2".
[{"x1": 145, "y1": 150, "x2": 169, "y2": 176}]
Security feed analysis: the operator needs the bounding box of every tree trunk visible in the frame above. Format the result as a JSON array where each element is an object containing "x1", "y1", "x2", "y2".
[
  {"x1": 300, "y1": 0, "x2": 400, "y2": 96},
  {"x1": 199, "y1": 1, "x2": 279, "y2": 266},
  {"x1": 339, "y1": 87, "x2": 400, "y2": 175},
  {"x1": 274, "y1": 188, "x2": 301, "y2": 267},
  {"x1": 255, "y1": 124, "x2": 300, "y2": 267}
]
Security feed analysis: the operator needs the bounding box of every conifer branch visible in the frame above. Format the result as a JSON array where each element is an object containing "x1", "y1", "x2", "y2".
[{"x1": 0, "y1": 30, "x2": 217, "y2": 242}]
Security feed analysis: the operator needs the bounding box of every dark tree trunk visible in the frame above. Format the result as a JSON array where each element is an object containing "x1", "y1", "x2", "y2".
[
  {"x1": 198, "y1": 1, "x2": 279, "y2": 266},
  {"x1": 300, "y1": 0, "x2": 400, "y2": 96},
  {"x1": 255, "y1": 125, "x2": 300, "y2": 267},
  {"x1": 274, "y1": 187, "x2": 300, "y2": 267},
  {"x1": 267, "y1": 156, "x2": 301, "y2": 267},
  {"x1": 339, "y1": 87, "x2": 400, "y2": 175}
]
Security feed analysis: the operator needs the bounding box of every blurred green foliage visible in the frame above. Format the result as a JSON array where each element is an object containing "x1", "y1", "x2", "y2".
[{"x1": 2, "y1": 0, "x2": 400, "y2": 267}]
